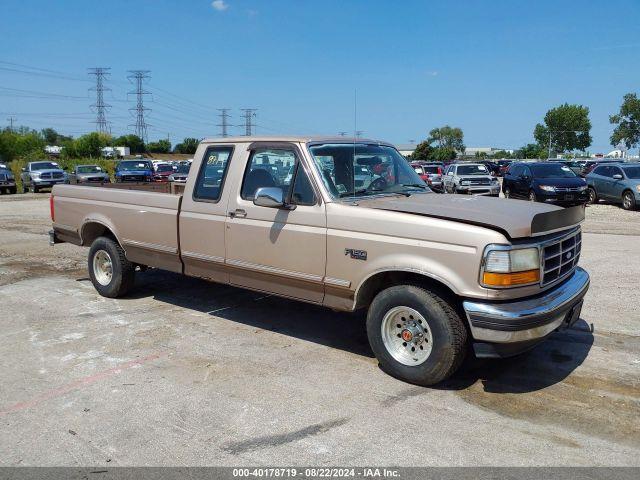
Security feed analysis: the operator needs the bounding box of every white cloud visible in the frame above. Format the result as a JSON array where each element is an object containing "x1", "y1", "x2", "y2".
[
  {"x1": 426, "y1": 71, "x2": 439, "y2": 77},
  {"x1": 211, "y1": 0, "x2": 228, "y2": 11}
]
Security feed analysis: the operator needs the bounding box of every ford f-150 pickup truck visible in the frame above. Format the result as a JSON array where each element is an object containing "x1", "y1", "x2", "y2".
[{"x1": 50, "y1": 136, "x2": 590, "y2": 386}]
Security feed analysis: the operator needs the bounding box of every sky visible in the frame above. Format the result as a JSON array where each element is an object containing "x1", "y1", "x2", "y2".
[{"x1": 1, "y1": 0, "x2": 639, "y2": 153}]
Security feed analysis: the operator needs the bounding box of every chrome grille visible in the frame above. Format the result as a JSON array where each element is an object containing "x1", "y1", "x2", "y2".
[
  {"x1": 554, "y1": 186, "x2": 582, "y2": 192},
  {"x1": 542, "y1": 229, "x2": 581, "y2": 286}
]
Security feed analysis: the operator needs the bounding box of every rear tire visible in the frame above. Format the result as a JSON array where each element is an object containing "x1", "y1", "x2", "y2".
[
  {"x1": 587, "y1": 187, "x2": 598, "y2": 205},
  {"x1": 88, "y1": 236, "x2": 135, "y2": 298},
  {"x1": 622, "y1": 190, "x2": 636, "y2": 210},
  {"x1": 366, "y1": 285, "x2": 468, "y2": 386}
]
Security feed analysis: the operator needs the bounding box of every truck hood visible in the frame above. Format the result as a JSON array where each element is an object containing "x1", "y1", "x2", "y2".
[
  {"x1": 33, "y1": 169, "x2": 64, "y2": 175},
  {"x1": 77, "y1": 172, "x2": 109, "y2": 178},
  {"x1": 355, "y1": 193, "x2": 584, "y2": 239},
  {"x1": 117, "y1": 170, "x2": 150, "y2": 175}
]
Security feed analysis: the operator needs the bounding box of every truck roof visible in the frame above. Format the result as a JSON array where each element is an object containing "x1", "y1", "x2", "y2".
[{"x1": 200, "y1": 135, "x2": 394, "y2": 146}]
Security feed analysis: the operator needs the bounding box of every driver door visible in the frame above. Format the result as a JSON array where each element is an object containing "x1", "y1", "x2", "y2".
[{"x1": 225, "y1": 143, "x2": 327, "y2": 303}]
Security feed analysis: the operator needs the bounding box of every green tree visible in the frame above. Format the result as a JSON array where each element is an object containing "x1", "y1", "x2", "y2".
[
  {"x1": 515, "y1": 143, "x2": 544, "y2": 159},
  {"x1": 174, "y1": 137, "x2": 199, "y2": 154},
  {"x1": 430, "y1": 146, "x2": 457, "y2": 161},
  {"x1": 610, "y1": 93, "x2": 640, "y2": 156},
  {"x1": 409, "y1": 141, "x2": 433, "y2": 160},
  {"x1": 534, "y1": 104, "x2": 592, "y2": 156},
  {"x1": 113, "y1": 134, "x2": 145, "y2": 154},
  {"x1": 428, "y1": 125, "x2": 465, "y2": 153},
  {"x1": 146, "y1": 139, "x2": 172, "y2": 153},
  {"x1": 41, "y1": 128, "x2": 71, "y2": 145},
  {"x1": 68, "y1": 132, "x2": 112, "y2": 158},
  {"x1": 0, "y1": 127, "x2": 45, "y2": 163}
]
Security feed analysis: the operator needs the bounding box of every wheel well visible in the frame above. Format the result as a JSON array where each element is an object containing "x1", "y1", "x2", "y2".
[
  {"x1": 81, "y1": 222, "x2": 117, "y2": 246},
  {"x1": 355, "y1": 271, "x2": 459, "y2": 311}
]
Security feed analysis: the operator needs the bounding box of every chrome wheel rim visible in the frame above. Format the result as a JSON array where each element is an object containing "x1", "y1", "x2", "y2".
[
  {"x1": 529, "y1": 192, "x2": 536, "y2": 202},
  {"x1": 589, "y1": 189, "x2": 596, "y2": 203},
  {"x1": 381, "y1": 306, "x2": 433, "y2": 366},
  {"x1": 93, "y1": 250, "x2": 113, "y2": 286},
  {"x1": 623, "y1": 193, "x2": 632, "y2": 209},
  {"x1": 504, "y1": 189, "x2": 510, "y2": 198}
]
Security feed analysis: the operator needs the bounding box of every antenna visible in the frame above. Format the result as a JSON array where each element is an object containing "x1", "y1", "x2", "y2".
[{"x1": 352, "y1": 89, "x2": 357, "y2": 200}]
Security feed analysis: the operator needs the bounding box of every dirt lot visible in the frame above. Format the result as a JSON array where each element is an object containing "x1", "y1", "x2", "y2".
[{"x1": 0, "y1": 193, "x2": 638, "y2": 466}]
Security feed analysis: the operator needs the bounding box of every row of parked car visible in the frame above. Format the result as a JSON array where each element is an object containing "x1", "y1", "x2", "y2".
[{"x1": 0, "y1": 159, "x2": 193, "y2": 194}]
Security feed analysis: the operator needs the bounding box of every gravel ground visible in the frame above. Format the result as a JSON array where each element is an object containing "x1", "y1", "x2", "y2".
[{"x1": 0, "y1": 193, "x2": 638, "y2": 467}]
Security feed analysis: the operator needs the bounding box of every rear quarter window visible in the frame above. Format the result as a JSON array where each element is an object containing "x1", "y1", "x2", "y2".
[{"x1": 193, "y1": 146, "x2": 234, "y2": 202}]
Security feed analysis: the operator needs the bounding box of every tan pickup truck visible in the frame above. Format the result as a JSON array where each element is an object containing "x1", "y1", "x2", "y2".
[{"x1": 50, "y1": 137, "x2": 590, "y2": 386}]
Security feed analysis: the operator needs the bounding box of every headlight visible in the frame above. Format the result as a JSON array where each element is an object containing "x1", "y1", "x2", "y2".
[
  {"x1": 31, "y1": 172, "x2": 41, "y2": 178},
  {"x1": 636, "y1": 185, "x2": 640, "y2": 193},
  {"x1": 460, "y1": 180, "x2": 469, "y2": 186},
  {"x1": 481, "y1": 246, "x2": 540, "y2": 288},
  {"x1": 578, "y1": 185, "x2": 587, "y2": 192},
  {"x1": 539, "y1": 185, "x2": 556, "y2": 192}
]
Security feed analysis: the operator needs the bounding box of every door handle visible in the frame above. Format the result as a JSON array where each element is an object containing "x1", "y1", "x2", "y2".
[{"x1": 229, "y1": 209, "x2": 247, "y2": 218}]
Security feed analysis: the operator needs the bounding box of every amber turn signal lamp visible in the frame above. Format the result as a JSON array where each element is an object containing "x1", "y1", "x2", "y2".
[{"x1": 482, "y1": 269, "x2": 539, "y2": 287}]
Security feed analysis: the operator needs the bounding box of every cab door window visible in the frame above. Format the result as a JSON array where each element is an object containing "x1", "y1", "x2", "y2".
[{"x1": 240, "y1": 148, "x2": 316, "y2": 206}]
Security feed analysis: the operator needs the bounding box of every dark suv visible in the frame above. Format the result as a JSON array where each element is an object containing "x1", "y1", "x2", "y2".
[{"x1": 502, "y1": 162, "x2": 588, "y2": 206}]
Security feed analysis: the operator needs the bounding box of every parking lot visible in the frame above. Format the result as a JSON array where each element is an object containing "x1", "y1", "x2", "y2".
[{"x1": 0, "y1": 193, "x2": 638, "y2": 466}]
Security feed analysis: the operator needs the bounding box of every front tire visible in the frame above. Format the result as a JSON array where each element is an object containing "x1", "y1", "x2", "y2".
[
  {"x1": 587, "y1": 187, "x2": 598, "y2": 204},
  {"x1": 622, "y1": 190, "x2": 636, "y2": 210},
  {"x1": 88, "y1": 236, "x2": 135, "y2": 298},
  {"x1": 529, "y1": 190, "x2": 537, "y2": 202},
  {"x1": 366, "y1": 285, "x2": 468, "y2": 386},
  {"x1": 504, "y1": 187, "x2": 511, "y2": 198}
]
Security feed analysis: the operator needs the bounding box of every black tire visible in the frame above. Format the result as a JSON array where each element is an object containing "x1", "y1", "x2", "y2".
[
  {"x1": 504, "y1": 187, "x2": 511, "y2": 198},
  {"x1": 528, "y1": 190, "x2": 537, "y2": 202},
  {"x1": 587, "y1": 187, "x2": 598, "y2": 205},
  {"x1": 88, "y1": 236, "x2": 135, "y2": 298},
  {"x1": 9, "y1": 187, "x2": 16, "y2": 194},
  {"x1": 622, "y1": 190, "x2": 636, "y2": 211},
  {"x1": 30, "y1": 183, "x2": 39, "y2": 193},
  {"x1": 366, "y1": 285, "x2": 468, "y2": 386}
]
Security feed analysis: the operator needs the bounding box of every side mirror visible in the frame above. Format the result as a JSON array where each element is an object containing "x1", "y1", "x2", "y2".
[
  {"x1": 253, "y1": 187, "x2": 285, "y2": 208},
  {"x1": 613, "y1": 174, "x2": 623, "y2": 180},
  {"x1": 21, "y1": 168, "x2": 26, "y2": 172}
]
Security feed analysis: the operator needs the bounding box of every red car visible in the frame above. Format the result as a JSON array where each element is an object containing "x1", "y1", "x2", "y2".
[
  {"x1": 411, "y1": 162, "x2": 444, "y2": 192},
  {"x1": 153, "y1": 163, "x2": 174, "y2": 182}
]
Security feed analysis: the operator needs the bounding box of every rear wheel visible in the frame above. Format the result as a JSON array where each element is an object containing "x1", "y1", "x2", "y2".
[
  {"x1": 622, "y1": 190, "x2": 636, "y2": 210},
  {"x1": 587, "y1": 187, "x2": 598, "y2": 204},
  {"x1": 88, "y1": 236, "x2": 135, "y2": 298},
  {"x1": 366, "y1": 285, "x2": 467, "y2": 386}
]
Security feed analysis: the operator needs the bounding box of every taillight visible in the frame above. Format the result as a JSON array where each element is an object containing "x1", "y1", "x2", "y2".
[
  {"x1": 437, "y1": 167, "x2": 443, "y2": 175},
  {"x1": 50, "y1": 195, "x2": 55, "y2": 222}
]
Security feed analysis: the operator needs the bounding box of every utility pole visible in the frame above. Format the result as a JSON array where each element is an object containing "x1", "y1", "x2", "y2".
[
  {"x1": 355, "y1": 130, "x2": 364, "y2": 138},
  {"x1": 217, "y1": 108, "x2": 231, "y2": 137},
  {"x1": 6, "y1": 116, "x2": 16, "y2": 131},
  {"x1": 88, "y1": 67, "x2": 111, "y2": 134},
  {"x1": 127, "y1": 70, "x2": 152, "y2": 142},
  {"x1": 239, "y1": 109, "x2": 257, "y2": 136},
  {"x1": 338, "y1": 131, "x2": 347, "y2": 136}
]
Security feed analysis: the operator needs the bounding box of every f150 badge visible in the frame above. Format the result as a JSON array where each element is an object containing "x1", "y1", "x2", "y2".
[{"x1": 345, "y1": 248, "x2": 367, "y2": 261}]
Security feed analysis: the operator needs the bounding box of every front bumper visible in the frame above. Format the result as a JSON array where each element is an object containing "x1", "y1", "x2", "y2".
[
  {"x1": 33, "y1": 178, "x2": 66, "y2": 186},
  {"x1": 538, "y1": 190, "x2": 589, "y2": 205},
  {"x1": 462, "y1": 267, "x2": 589, "y2": 355},
  {"x1": 456, "y1": 185, "x2": 500, "y2": 196}
]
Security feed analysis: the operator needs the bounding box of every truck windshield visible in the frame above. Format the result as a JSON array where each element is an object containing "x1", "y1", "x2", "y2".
[
  {"x1": 118, "y1": 161, "x2": 150, "y2": 171},
  {"x1": 31, "y1": 162, "x2": 59, "y2": 170},
  {"x1": 308, "y1": 143, "x2": 427, "y2": 198},
  {"x1": 457, "y1": 165, "x2": 489, "y2": 176}
]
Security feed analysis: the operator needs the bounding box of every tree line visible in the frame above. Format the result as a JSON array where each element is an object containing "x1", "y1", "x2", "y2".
[
  {"x1": 0, "y1": 129, "x2": 201, "y2": 164},
  {"x1": 410, "y1": 93, "x2": 640, "y2": 161}
]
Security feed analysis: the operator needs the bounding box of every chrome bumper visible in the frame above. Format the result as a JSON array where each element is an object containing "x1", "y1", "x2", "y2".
[{"x1": 463, "y1": 267, "x2": 590, "y2": 344}]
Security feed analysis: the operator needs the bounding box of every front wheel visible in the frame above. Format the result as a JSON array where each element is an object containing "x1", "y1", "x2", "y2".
[
  {"x1": 504, "y1": 187, "x2": 511, "y2": 198},
  {"x1": 366, "y1": 285, "x2": 468, "y2": 386},
  {"x1": 88, "y1": 236, "x2": 136, "y2": 298},
  {"x1": 529, "y1": 190, "x2": 537, "y2": 202},
  {"x1": 587, "y1": 187, "x2": 598, "y2": 204},
  {"x1": 622, "y1": 190, "x2": 636, "y2": 210}
]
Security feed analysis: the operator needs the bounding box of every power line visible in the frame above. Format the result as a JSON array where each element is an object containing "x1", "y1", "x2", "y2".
[
  {"x1": 88, "y1": 67, "x2": 111, "y2": 134},
  {"x1": 127, "y1": 70, "x2": 151, "y2": 142},
  {"x1": 217, "y1": 108, "x2": 231, "y2": 137},
  {"x1": 239, "y1": 108, "x2": 257, "y2": 136}
]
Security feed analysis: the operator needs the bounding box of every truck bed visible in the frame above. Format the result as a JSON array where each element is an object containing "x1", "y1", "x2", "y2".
[{"x1": 52, "y1": 184, "x2": 183, "y2": 273}]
